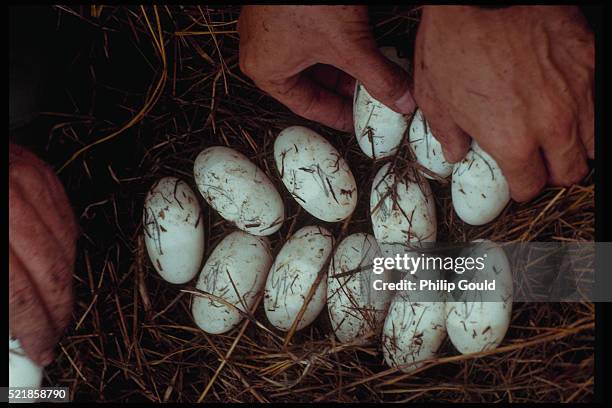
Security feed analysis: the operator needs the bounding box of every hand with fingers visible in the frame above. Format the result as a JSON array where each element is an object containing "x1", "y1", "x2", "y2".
[
  {"x1": 414, "y1": 5, "x2": 594, "y2": 201},
  {"x1": 239, "y1": 5, "x2": 594, "y2": 202},
  {"x1": 9, "y1": 142, "x2": 78, "y2": 367},
  {"x1": 237, "y1": 5, "x2": 415, "y2": 132}
]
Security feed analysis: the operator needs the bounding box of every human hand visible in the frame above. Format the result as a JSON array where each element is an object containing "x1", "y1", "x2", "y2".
[
  {"x1": 9, "y1": 142, "x2": 78, "y2": 366},
  {"x1": 414, "y1": 6, "x2": 594, "y2": 201},
  {"x1": 238, "y1": 5, "x2": 415, "y2": 132}
]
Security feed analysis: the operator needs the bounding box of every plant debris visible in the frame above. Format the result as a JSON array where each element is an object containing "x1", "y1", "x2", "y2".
[{"x1": 41, "y1": 5, "x2": 594, "y2": 402}]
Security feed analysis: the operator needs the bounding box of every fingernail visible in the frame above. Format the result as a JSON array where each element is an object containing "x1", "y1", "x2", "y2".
[{"x1": 394, "y1": 90, "x2": 416, "y2": 114}]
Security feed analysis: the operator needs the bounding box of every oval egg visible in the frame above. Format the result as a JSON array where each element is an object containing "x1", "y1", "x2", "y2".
[
  {"x1": 192, "y1": 230, "x2": 273, "y2": 334},
  {"x1": 451, "y1": 142, "x2": 510, "y2": 225},
  {"x1": 353, "y1": 46, "x2": 410, "y2": 159},
  {"x1": 445, "y1": 240, "x2": 513, "y2": 354},
  {"x1": 409, "y1": 109, "x2": 453, "y2": 179},
  {"x1": 9, "y1": 335, "x2": 43, "y2": 402},
  {"x1": 194, "y1": 146, "x2": 285, "y2": 235},
  {"x1": 274, "y1": 126, "x2": 357, "y2": 222},
  {"x1": 143, "y1": 177, "x2": 205, "y2": 284},
  {"x1": 370, "y1": 163, "x2": 437, "y2": 248},
  {"x1": 264, "y1": 226, "x2": 333, "y2": 331},
  {"x1": 382, "y1": 293, "x2": 447, "y2": 373},
  {"x1": 327, "y1": 233, "x2": 393, "y2": 344}
]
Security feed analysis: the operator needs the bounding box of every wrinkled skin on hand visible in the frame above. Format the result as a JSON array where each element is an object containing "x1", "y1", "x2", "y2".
[
  {"x1": 9, "y1": 142, "x2": 78, "y2": 366},
  {"x1": 414, "y1": 6, "x2": 594, "y2": 202},
  {"x1": 238, "y1": 5, "x2": 415, "y2": 132}
]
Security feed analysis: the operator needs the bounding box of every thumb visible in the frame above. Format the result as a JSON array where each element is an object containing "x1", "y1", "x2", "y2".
[{"x1": 335, "y1": 43, "x2": 415, "y2": 114}]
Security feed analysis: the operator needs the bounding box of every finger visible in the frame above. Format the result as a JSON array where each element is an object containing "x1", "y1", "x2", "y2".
[
  {"x1": 335, "y1": 42, "x2": 415, "y2": 114},
  {"x1": 39, "y1": 180, "x2": 79, "y2": 270},
  {"x1": 39, "y1": 167, "x2": 80, "y2": 244},
  {"x1": 414, "y1": 79, "x2": 471, "y2": 163},
  {"x1": 263, "y1": 73, "x2": 353, "y2": 132},
  {"x1": 306, "y1": 64, "x2": 356, "y2": 99},
  {"x1": 47, "y1": 182, "x2": 80, "y2": 243},
  {"x1": 579, "y1": 87, "x2": 595, "y2": 160},
  {"x1": 9, "y1": 144, "x2": 78, "y2": 241},
  {"x1": 9, "y1": 185, "x2": 74, "y2": 334},
  {"x1": 10, "y1": 163, "x2": 77, "y2": 257},
  {"x1": 486, "y1": 141, "x2": 548, "y2": 202},
  {"x1": 539, "y1": 118, "x2": 589, "y2": 186},
  {"x1": 9, "y1": 246, "x2": 57, "y2": 366},
  {"x1": 421, "y1": 108, "x2": 471, "y2": 164}
]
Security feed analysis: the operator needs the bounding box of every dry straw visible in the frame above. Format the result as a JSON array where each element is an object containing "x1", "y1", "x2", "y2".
[{"x1": 44, "y1": 5, "x2": 594, "y2": 402}]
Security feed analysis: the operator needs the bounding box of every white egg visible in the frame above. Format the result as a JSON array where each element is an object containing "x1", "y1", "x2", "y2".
[
  {"x1": 445, "y1": 240, "x2": 513, "y2": 354},
  {"x1": 194, "y1": 146, "x2": 285, "y2": 236},
  {"x1": 9, "y1": 335, "x2": 43, "y2": 402},
  {"x1": 370, "y1": 163, "x2": 437, "y2": 249},
  {"x1": 382, "y1": 293, "x2": 446, "y2": 373},
  {"x1": 264, "y1": 226, "x2": 333, "y2": 331},
  {"x1": 274, "y1": 126, "x2": 357, "y2": 222},
  {"x1": 143, "y1": 177, "x2": 205, "y2": 284},
  {"x1": 353, "y1": 47, "x2": 410, "y2": 160},
  {"x1": 327, "y1": 233, "x2": 393, "y2": 344},
  {"x1": 451, "y1": 142, "x2": 510, "y2": 225},
  {"x1": 408, "y1": 109, "x2": 453, "y2": 179},
  {"x1": 192, "y1": 230, "x2": 273, "y2": 334}
]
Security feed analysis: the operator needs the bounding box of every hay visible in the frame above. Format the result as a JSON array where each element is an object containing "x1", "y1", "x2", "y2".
[{"x1": 42, "y1": 5, "x2": 594, "y2": 402}]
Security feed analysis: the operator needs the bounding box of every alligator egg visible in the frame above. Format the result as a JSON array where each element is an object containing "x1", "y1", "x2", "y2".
[
  {"x1": 408, "y1": 109, "x2": 453, "y2": 179},
  {"x1": 264, "y1": 226, "x2": 333, "y2": 331},
  {"x1": 370, "y1": 163, "x2": 437, "y2": 248},
  {"x1": 445, "y1": 240, "x2": 513, "y2": 354},
  {"x1": 9, "y1": 335, "x2": 43, "y2": 402},
  {"x1": 274, "y1": 126, "x2": 357, "y2": 222},
  {"x1": 327, "y1": 233, "x2": 393, "y2": 344},
  {"x1": 192, "y1": 230, "x2": 272, "y2": 334},
  {"x1": 194, "y1": 146, "x2": 285, "y2": 235},
  {"x1": 451, "y1": 142, "x2": 510, "y2": 225},
  {"x1": 143, "y1": 177, "x2": 205, "y2": 284},
  {"x1": 353, "y1": 46, "x2": 410, "y2": 159}
]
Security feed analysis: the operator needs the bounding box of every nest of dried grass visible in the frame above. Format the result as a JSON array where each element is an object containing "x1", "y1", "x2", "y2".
[{"x1": 40, "y1": 5, "x2": 594, "y2": 402}]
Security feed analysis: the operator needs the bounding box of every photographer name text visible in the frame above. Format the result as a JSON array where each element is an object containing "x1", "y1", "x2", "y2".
[{"x1": 371, "y1": 278, "x2": 496, "y2": 292}]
